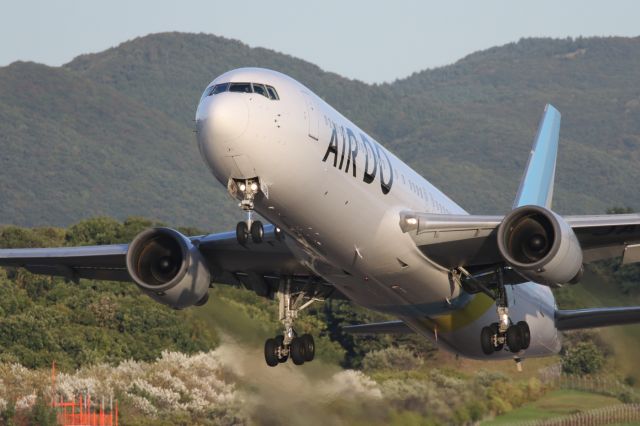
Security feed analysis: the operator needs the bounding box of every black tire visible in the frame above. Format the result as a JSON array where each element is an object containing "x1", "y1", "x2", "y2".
[
  {"x1": 517, "y1": 321, "x2": 531, "y2": 350},
  {"x1": 251, "y1": 220, "x2": 264, "y2": 243},
  {"x1": 481, "y1": 326, "x2": 495, "y2": 355},
  {"x1": 490, "y1": 323, "x2": 504, "y2": 351},
  {"x1": 236, "y1": 222, "x2": 249, "y2": 245},
  {"x1": 275, "y1": 335, "x2": 288, "y2": 363},
  {"x1": 264, "y1": 338, "x2": 279, "y2": 367},
  {"x1": 290, "y1": 337, "x2": 306, "y2": 365},
  {"x1": 506, "y1": 325, "x2": 523, "y2": 352},
  {"x1": 301, "y1": 334, "x2": 315, "y2": 362}
]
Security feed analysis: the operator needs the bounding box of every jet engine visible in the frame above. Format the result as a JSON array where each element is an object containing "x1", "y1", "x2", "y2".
[
  {"x1": 497, "y1": 205, "x2": 583, "y2": 286},
  {"x1": 126, "y1": 227, "x2": 211, "y2": 309}
]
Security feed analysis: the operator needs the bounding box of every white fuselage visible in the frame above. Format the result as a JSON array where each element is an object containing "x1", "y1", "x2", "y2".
[{"x1": 195, "y1": 68, "x2": 561, "y2": 360}]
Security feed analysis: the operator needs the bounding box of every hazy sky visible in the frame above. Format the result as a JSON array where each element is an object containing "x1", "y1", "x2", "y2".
[{"x1": 1, "y1": 0, "x2": 639, "y2": 83}]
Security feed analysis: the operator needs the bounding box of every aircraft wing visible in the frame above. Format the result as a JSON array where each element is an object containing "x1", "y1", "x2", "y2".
[
  {"x1": 0, "y1": 224, "x2": 341, "y2": 298},
  {"x1": 0, "y1": 244, "x2": 130, "y2": 282},
  {"x1": 341, "y1": 307, "x2": 640, "y2": 333},
  {"x1": 555, "y1": 306, "x2": 640, "y2": 331},
  {"x1": 400, "y1": 211, "x2": 640, "y2": 269}
]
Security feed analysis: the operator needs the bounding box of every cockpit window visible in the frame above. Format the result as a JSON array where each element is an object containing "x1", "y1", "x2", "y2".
[
  {"x1": 229, "y1": 83, "x2": 253, "y2": 93},
  {"x1": 209, "y1": 83, "x2": 229, "y2": 95},
  {"x1": 200, "y1": 87, "x2": 212, "y2": 103},
  {"x1": 266, "y1": 85, "x2": 279, "y2": 100},
  {"x1": 252, "y1": 83, "x2": 268, "y2": 98},
  {"x1": 206, "y1": 81, "x2": 279, "y2": 100}
]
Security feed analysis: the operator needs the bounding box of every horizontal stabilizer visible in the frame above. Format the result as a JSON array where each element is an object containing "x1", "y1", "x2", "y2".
[
  {"x1": 342, "y1": 320, "x2": 414, "y2": 334},
  {"x1": 556, "y1": 306, "x2": 640, "y2": 331}
]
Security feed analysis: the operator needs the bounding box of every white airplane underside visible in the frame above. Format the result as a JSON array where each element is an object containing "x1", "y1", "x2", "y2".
[{"x1": 2, "y1": 68, "x2": 640, "y2": 366}]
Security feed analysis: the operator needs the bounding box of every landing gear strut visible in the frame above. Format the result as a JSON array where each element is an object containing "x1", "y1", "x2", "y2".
[
  {"x1": 264, "y1": 277, "x2": 318, "y2": 367},
  {"x1": 233, "y1": 179, "x2": 264, "y2": 244},
  {"x1": 459, "y1": 267, "x2": 531, "y2": 355}
]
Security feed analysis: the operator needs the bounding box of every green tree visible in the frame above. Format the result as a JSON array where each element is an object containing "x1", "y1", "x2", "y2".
[
  {"x1": 28, "y1": 393, "x2": 57, "y2": 426},
  {"x1": 561, "y1": 341, "x2": 605, "y2": 374},
  {"x1": 65, "y1": 217, "x2": 123, "y2": 245},
  {"x1": 0, "y1": 401, "x2": 16, "y2": 426}
]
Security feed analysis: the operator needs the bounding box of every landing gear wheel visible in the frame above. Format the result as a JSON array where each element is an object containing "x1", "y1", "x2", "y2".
[
  {"x1": 272, "y1": 277, "x2": 321, "y2": 366},
  {"x1": 506, "y1": 325, "x2": 523, "y2": 353},
  {"x1": 517, "y1": 321, "x2": 531, "y2": 350},
  {"x1": 236, "y1": 222, "x2": 249, "y2": 245},
  {"x1": 264, "y1": 338, "x2": 279, "y2": 367},
  {"x1": 301, "y1": 334, "x2": 315, "y2": 362},
  {"x1": 290, "y1": 337, "x2": 306, "y2": 365},
  {"x1": 481, "y1": 326, "x2": 495, "y2": 355},
  {"x1": 251, "y1": 220, "x2": 264, "y2": 243},
  {"x1": 275, "y1": 335, "x2": 288, "y2": 363},
  {"x1": 491, "y1": 323, "x2": 504, "y2": 351}
]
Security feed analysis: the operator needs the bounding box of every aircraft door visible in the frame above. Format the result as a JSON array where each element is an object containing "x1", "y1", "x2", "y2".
[{"x1": 303, "y1": 92, "x2": 319, "y2": 141}]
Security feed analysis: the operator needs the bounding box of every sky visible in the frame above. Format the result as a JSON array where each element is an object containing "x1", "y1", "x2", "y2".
[{"x1": 1, "y1": 0, "x2": 639, "y2": 83}]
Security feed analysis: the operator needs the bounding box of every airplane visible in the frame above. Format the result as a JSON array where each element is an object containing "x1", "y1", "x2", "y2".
[{"x1": 2, "y1": 67, "x2": 640, "y2": 368}]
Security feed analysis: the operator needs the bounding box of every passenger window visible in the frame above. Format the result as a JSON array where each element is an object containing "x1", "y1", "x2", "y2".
[
  {"x1": 229, "y1": 83, "x2": 253, "y2": 93},
  {"x1": 266, "y1": 85, "x2": 279, "y2": 100},
  {"x1": 211, "y1": 83, "x2": 229, "y2": 95},
  {"x1": 252, "y1": 83, "x2": 268, "y2": 98}
]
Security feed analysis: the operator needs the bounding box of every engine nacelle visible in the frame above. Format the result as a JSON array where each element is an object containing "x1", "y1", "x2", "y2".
[
  {"x1": 126, "y1": 227, "x2": 211, "y2": 309},
  {"x1": 497, "y1": 205, "x2": 583, "y2": 286}
]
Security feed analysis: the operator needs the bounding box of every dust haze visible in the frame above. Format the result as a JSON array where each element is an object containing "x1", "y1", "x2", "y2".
[{"x1": 215, "y1": 334, "x2": 386, "y2": 426}]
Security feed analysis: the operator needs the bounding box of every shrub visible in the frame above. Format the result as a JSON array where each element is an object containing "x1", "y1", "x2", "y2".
[
  {"x1": 28, "y1": 392, "x2": 57, "y2": 426},
  {"x1": 362, "y1": 346, "x2": 423, "y2": 372},
  {"x1": 561, "y1": 341, "x2": 604, "y2": 374}
]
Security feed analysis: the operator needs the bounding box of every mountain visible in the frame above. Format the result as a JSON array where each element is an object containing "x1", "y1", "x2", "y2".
[
  {"x1": 2, "y1": 33, "x2": 640, "y2": 229},
  {"x1": 0, "y1": 60, "x2": 235, "y2": 230}
]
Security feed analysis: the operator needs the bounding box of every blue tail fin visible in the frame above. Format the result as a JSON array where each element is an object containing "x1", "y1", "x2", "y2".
[{"x1": 513, "y1": 104, "x2": 561, "y2": 209}]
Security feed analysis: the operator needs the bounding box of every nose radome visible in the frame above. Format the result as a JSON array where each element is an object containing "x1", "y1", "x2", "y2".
[{"x1": 205, "y1": 94, "x2": 249, "y2": 144}]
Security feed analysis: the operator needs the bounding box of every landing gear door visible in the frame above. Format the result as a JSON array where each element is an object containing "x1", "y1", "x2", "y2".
[{"x1": 303, "y1": 92, "x2": 319, "y2": 141}]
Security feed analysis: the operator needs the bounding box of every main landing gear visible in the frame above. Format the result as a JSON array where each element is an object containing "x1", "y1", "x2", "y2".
[
  {"x1": 459, "y1": 267, "x2": 531, "y2": 355},
  {"x1": 233, "y1": 178, "x2": 264, "y2": 245},
  {"x1": 264, "y1": 277, "x2": 318, "y2": 367}
]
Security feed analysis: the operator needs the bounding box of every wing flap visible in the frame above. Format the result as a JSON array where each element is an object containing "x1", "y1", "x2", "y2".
[
  {"x1": 566, "y1": 214, "x2": 640, "y2": 263},
  {"x1": 622, "y1": 244, "x2": 640, "y2": 265}
]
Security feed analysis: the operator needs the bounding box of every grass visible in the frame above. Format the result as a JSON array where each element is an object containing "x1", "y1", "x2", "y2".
[{"x1": 482, "y1": 389, "x2": 622, "y2": 425}]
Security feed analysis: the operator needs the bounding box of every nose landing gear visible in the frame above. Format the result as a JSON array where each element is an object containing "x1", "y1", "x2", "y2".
[
  {"x1": 235, "y1": 213, "x2": 264, "y2": 245},
  {"x1": 264, "y1": 277, "x2": 319, "y2": 367},
  {"x1": 232, "y1": 178, "x2": 265, "y2": 244}
]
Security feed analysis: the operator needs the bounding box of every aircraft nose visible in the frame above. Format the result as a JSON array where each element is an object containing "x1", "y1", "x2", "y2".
[{"x1": 202, "y1": 94, "x2": 249, "y2": 149}]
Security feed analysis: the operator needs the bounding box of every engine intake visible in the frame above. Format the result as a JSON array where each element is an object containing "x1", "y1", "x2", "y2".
[
  {"x1": 497, "y1": 205, "x2": 583, "y2": 286},
  {"x1": 126, "y1": 228, "x2": 211, "y2": 309}
]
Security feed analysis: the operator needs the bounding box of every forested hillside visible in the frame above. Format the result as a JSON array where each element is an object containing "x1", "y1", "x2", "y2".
[{"x1": 1, "y1": 34, "x2": 640, "y2": 229}]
